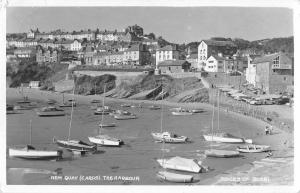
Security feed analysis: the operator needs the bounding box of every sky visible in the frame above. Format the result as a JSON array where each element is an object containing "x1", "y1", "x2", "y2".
[{"x1": 6, "y1": 7, "x2": 293, "y2": 44}]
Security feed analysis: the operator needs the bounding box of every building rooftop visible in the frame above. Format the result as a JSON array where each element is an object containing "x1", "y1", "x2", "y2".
[
  {"x1": 157, "y1": 45, "x2": 177, "y2": 51},
  {"x1": 253, "y1": 53, "x2": 286, "y2": 63},
  {"x1": 157, "y1": 60, "x2": 190, "y2": 66}
]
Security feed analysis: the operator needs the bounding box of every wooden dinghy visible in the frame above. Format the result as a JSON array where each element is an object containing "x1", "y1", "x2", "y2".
[
  {"x1": 9, "y1": 145, "x2": 62, "y2": 160},
  {"x1": 151, "y1": 132, "x2": 188, "y2": 143},
  {"x1": 157, "y1": 171, "x2": 194, "y2": 183},
  {"x1": 88, "y1": 135, "x2": 123, "y2": 147},
  {"x1": 205, "y1": 149, "x2": 240, "y2": 158},
  {"x1": 237, "y1": 144, "x2": 270, "y2": 153},
  {"x1": 53, "y1": 138, "x2": 96, "y2": 153},
  {"x1": 114, "y1": 114, "x2": 137, "y2": 120},
  {"x1": 36, "y1": 106, "x2": 65, "y2": 117}
]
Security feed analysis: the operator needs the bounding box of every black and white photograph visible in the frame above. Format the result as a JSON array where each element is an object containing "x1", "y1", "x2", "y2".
[{"x1": 1, "y1": 0, "x2": 298, "y2": 192}]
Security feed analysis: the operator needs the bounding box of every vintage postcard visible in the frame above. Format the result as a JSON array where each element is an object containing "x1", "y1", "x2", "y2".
[{"x1": 1, "y1": 0, "x2": 298, "y2": 192}]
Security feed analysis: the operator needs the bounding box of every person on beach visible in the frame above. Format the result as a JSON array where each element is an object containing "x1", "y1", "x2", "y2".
[
  {"x1": 269, "y1": 125, "x2": 273, "y2": 135},
  {"x1": 265, "y1": 126, "x2": 269, "y2": 135}
]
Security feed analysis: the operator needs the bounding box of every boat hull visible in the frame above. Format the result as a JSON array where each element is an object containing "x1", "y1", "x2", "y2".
[
  {"x1": 157, "y1": 159, "x2": 201, "y2": 173},
  {"x1": 205, "y1": 149, "x2": 240, "y2": 158},
  {"x1": 237, "y1": 145, "x2": 270, "y2": 153},
  {"x1": 151, "y1": 133, "x2": 187, "y2": 143},
  {"x1": 9, "y1": 148, "x2": 62, "y2": 160},
  {"x1": 88, "y1": 136, "x2": 122, "y2": 147},
  {"x1": 171, "y1": 111, "x2": 193, "y2": 116},
  {"x1": 98, "y1": 123, "x2": 116, "y2": 128},
  {"x1": 157, "y1": 171, "x2": 193, "y2": 183},
  {"x1": 114, "y1": 115, "x2": 137, "y2": 120},
  {"x1": 203, "y1": 134, "x2": 245, "y2": 143},
  {"x1": 37, "y1": 112, "x2": 65, "y2": 117},
  {"x1": 54, "y1": 138, "x2": 96, "y2": 152}
]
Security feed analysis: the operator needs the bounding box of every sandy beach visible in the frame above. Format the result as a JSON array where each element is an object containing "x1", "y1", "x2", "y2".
[{"x1": 6, "y1": 88, "x2": 293, "y2": 185}]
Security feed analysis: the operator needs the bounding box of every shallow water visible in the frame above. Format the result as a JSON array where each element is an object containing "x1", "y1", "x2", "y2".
[{"x1": 6, "y1": 90, "x2": 268, "y2": 185}]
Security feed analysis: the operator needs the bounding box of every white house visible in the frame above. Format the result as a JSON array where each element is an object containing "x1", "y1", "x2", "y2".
[
  {"x1": 155, "y1": 45, "x2": 179, "y2": 67},
  {"x1": 205, "y1": 55, "x2": 226, "y2": 72},
  {"x1": 70, "y1": 39, "x2": 82, "y2": 51}
]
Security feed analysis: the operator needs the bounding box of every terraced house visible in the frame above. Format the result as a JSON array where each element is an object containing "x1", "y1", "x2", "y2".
[
  {"x1": 155, "y1": 45, "x2": 179, "y2": 66},
  {"x1": 36, "y1": 46, "x2": 60, "y2": 64}
]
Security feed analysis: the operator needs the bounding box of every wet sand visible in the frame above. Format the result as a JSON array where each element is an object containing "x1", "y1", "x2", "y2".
[{"x1": 6, "y1": 88, "x2": 293, "y2": 185}]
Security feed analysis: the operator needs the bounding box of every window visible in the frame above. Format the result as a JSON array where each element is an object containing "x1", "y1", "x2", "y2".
[
  {"x1": 200, "y1": 56, "x2": 202, "y2": 60},
  {"x1": 203, "y1": 56, "x2": 206, "y2": 60},
  {"x1": 208, "y1": 61, "x2": 214, "y2": 63},
  {"x1": 273, "y1": 56, "x2": 279, "y2": 64}
]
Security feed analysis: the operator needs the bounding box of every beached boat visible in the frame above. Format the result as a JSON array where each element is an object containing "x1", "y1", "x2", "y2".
[
  {"x1": 237, "y1": 144, "x2": 270, "y2": 153},
  {"x1": 204, "y1": 90, "x2": 241, "y2": 159},
  {"x1": 9, "y1": 145, "x2": 63, "y2": 160},
  {"x1": 36, "y1": 106, "x2": 65, "y2": 117},
  {"x1": 151, "y1": 132, "x2": 188, "y2": 143},
  {"x1": 114, "y1": 114, "x2": 137, "y2": 120},
  {"x1": 91, "y1": 99, "x2": 101, "y2": 103},
  {"x1": 148, "y1": 105, "x2": 161, "y2": 110},
  {"x1": 94, "y1": 106, "x2": 112, "y2": 115},
  {"x1": 89, "y1": 84, "x2": 123, "y2": 147},
  {"x1": 47, "y1": 99, "x2": 57, "y2": 105},
  {"x1": 157, "y1": 171, "x2": 194, "y2": 183},
  {"x1": 54, "y1": 85, "x2": 96, "y2": 153},
  {"x1": 121, "y1": 103, "x2": 131, "y2": 107},
  {"x1": 203, "y1": 90, "x2": 252, "y2": 144},
  {"x1": 169, "y1": 107, "x2": 183, "y2": 111},
  {"x1": 88, "y1": 135, "x2": 122, "y2": 146},
  {"x1": 152, "y1": 83, "x2": 188, "y2": 144},
  {"x1": 157, "y1": 156, "x2": 203, "y2": 173},
  {"x1": 53, "y1": 138, "x2": 96, "y2": 152},
  {"x1": 171, "y1": 111, "x2": 193, "y2": 116},
  {"x1": 190, "y1": 109, "x2": 204, "y2": 113},
  {"x1": 8, "y1": 120, "x2": 63, "y2": 160},
  {"x1": 7, "y1": 104, "x2": 16, "y2": 114},
  {"x1": 59, "y1": 94, "x2": 76, "y2": 107},
  {"x1": 204, "y1": 149, "x2": 240, "y2": 158},
  {"x1": 203, "y1": 132, "x2": 252, "y2": 144},
  {"x1": 98, "y1": 123, "x2": 116, "y2": 128}
]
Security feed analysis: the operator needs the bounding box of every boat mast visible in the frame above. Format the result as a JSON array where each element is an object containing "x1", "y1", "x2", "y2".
[
  {"x1": 67, "y1": 83, "x2": 75, "y2": 141},
  {"x1": 160, "y1": 77, "x2": 163, "y2": 133},
  {"x1": 217, "y1": 89, "x2": 220, "y2": 131},
  {"x1": 211, "y1": 90, "x2": 215, "y2": 148},
  {"x1": 99, "y1": 84, "x2": 106, "y2": 135},
  {"x1": 29, "y1": 119, "x2": 32, "y2": 145}
]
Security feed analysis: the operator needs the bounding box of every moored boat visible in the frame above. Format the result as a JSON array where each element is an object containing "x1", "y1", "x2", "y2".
[
  {"x1": 148, "y1": 105, "x2": 161, "y2": 110},
  {"x1": 98, "y1": 123, "x2": 116, "y2": 128},
  {"x1": 157, "y1": 156, "x2": 203, "y2": 173},
  {"x1": 157, "y1": 171, "x2": 194, "y2": 183},
  {"x1": 114, "y1": 114, "x2": 137, "y2": 120},
  {"x1": 88, "y1": 135, "x2": 123, "y2": 146},
  {"x1": 121, "y1": 103, "x2": 131, "y2": 107},
  {"x1": 203, "y1": 132, "x2": 252, "y2": 144},
  {"x1": 204, "y1": 149, "x2": 240, "y2": 158},
  {"x1": 91, "y1": 99, "x2": 101, "y2": 103},
  {"x1": 53, "y1": 138, "x2": 96, "y2": 152},
  {"x1": 190, "y1": 109, "x2": 204, "y2": 113},
  {"x1": 9, "y1": 145, "x2": 63, "y2": 160},
  {"x1": 94, "y1": 106, "x2": 112, "y2": 115},
  {"x1": 151, "y1": 132, "x2": 188, "y2": 143},
  {"x1": 171, "y1": 111, "x2": 193, "y2": 116},
  {"x1": 237, "y1": 144, "x2": 270, "y2": 153},
  {"x1": 36, "y1": 106, "x2": 65, "y2": 117}
]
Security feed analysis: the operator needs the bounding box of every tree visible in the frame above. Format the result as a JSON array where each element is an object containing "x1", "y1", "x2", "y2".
[{"x1": 148, "y1": 33, "x2": 156, "y2": 40}]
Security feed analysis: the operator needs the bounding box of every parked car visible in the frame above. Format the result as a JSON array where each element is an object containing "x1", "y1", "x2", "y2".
[
  {"x1": 262, "y1": 99, "x2": 275, "y2": 105},
  {"x1": 249, "y1": 100, "x2": 262, "y2": 105},
  {"x1": 274, "y1": 97, "x2": 290, "y2": 105}
]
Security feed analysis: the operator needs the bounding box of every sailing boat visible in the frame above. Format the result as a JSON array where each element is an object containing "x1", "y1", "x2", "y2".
[
  {"x1": 59, "y1": 93, "x2": 76, "y2": 107},
  {"x1": 203, "y1": 90, "x2": 252, "y2": 144},
  {"x1": 9, "y1": 120, "x2": 63, "y2": 160},
  {"x1": 88, "y1": 84, "x2": 122, "y2": 147},
  {"x1": 54, "y1": 85, "x2": 96, "y2": 153},
  {"x1": 204, "y1": 90, "x2": 240, "y2": 158},
  {"x1": 16, "y1": 85, "x2": 30, "y2": 104},
  {"x1": 151, "y1": 78, "x2": 188, "y2": 143}
]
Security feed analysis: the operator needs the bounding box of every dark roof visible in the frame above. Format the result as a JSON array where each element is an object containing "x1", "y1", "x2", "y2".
[
  {"x1": 187, "y1": 53, "x2": 198, "y2": 59},
  {"x1": 125, "y1": 45, "x2": 141, "y2": 52},
  {"x1": 157, "y1": 45, "x2": 177, "y2": 51},
  {"x1": 157, "y1": 60, "x2": 190, "y2": 66},
  {"x1": 202, "y1": 40, "x2": 237, "y2": 47}
]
